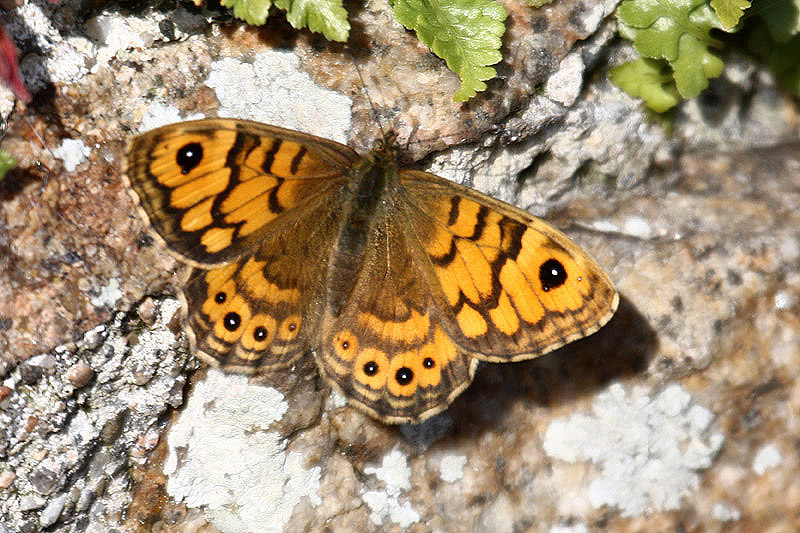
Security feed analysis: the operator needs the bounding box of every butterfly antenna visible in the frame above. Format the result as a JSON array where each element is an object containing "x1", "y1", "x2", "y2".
[
  {"x1": 401, "y1": 122, "x2": 421, "y2": 153},
  {"x1": 345, "y1": 46, "x2": 388, "y2": 141},
  {"x1": 20, "y1": 115, "x2": 55, "y2": 210}
]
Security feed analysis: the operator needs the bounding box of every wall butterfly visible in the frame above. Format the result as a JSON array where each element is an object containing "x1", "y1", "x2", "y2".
[{"x1": 124, "y1": 118, "x2": 618, "y2": 424}]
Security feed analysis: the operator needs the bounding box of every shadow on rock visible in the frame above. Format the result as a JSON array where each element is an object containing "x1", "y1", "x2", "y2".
[{"x1": 445, "y1": 294, "x2": 658, "y2": 437}]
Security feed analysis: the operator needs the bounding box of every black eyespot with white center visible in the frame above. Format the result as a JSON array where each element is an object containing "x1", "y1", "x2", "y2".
[
  {"x1": 539, "y1": 258, "x2": 567, "y2": 292},
  {"x1": 176, "y1": 142, "x2": 203, "y2": 174},
  {"x1": 254, "y1": 326, "x2": 267, "y2": 341},
  {"x1": 214, "y1": 291, "x2": 226, "y2": 304},
  {"x1": 363, "y1": 361, "x2": 378, "y2": 376},
  {"x1": 423, "y1": 357, "x2": 435, "y2": 369},
  {"x1": 223, "y1": 312, "x2": 241, "y2": 331},
  {"x1": 395, "y1": 367, "x2": 414, "y2": 385}
]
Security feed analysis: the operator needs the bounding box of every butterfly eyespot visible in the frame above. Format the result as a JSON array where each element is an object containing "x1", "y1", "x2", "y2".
[
  {"x1": 223, "y1": 312, "x2": 241, "y2": 331},
  {"x1": 241, "y1": 315, "x2": 276, "y2": 349},
  {"x1": 363, "y1": 361, "x2": 379, "y2": 376},
  {"x1": 278, "y1": 316, "x2": 301, "y2": 340},
  {"x1": 539, "y1": 258, "x2": 567, "y2": 292},
  {"x1": 214, "y1": 291, "x2": 226, "y2": 304},
  {"x1": 176, "y1": 142, "x2": 203, "y2": 174},
  {"x1": 333, "y1": 331, "x2": 358, "y2": 359},
  {"x1": 423, "y1": 357, "x2": 435, "y2": 369},
  {"x1": 395, "y1": 367, "x2": 414, "y2": 385}
]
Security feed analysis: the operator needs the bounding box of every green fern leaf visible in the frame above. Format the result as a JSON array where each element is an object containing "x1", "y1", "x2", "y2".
[
  {"x1": 617, "y1": 0, "x2": 725, "y2": 100},
  {"x1": 274, "y1": 0, "x2": 350, "y2": 41},
  {"x1": 393, "y1": 0, "x2": 507, "y2": 102},
  {"x1": 221, "y1": 0, "x2": 273, "y2": 25},
  {"x1": 609, "y1": 58, "x2": 680, "y2": 113},
  {"x1": 710, "y1": 0, "x2": 750, "y2": 30},
  {"x1": 0, "y1": 148, "x2": 16, "y2": 181}
]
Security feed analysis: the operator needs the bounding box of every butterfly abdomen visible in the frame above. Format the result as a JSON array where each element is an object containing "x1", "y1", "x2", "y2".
[{"x1": 325, "y1": 155, "x2": 399, "y2": 318}]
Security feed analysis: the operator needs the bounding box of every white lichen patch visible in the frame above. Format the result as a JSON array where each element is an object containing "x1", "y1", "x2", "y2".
[
  {"x1": 712, "y1": 501, "x2": 742, "y2": 522},
  {"x1": 364, "y1": 448, "x2": 412, "y2": 491},
  {"x1": 85, "y1": 12, "x2": 163, "y2": 67},
  {"x1": 361, "y1": 490, "x2": 420, "y2": 528},
  {"x1": 52, "y1": 138, "x2": 92, "y2": 172},
  {"x1": 752, "y1": 444, "x2": 783, "y2": 475},
  {"x1": 361, "y1": 448, "x2": 420, "y2": 527},
  {"x1": 205, "y1": 49, "x2": 352, "y2": 143},
  {"x1": 165, "y1": 369, "x2": 321, "y2": 533},
  {"x1": 543, "y1": 383, "x2": 725, "y2": 517},
  {"x1": 10, "y1": 3, "x2": 93, "y2": 89},
  {"x1": 439, "y1": 454, "x2": 467, "y2": 483},
  {"x1": 137, "y1": 101, "x2": 205, "y2": 132},
  {"x1": 89, "y1": 278, "x2": 123, "y2": 308}
]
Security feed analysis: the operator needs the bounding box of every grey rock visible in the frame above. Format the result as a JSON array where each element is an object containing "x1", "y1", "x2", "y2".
[
  {"x1": 173, "y1": 7, "x2": 216, "y2": 35},
  {"x1": 27, "y1": 354, "x2": 58, "y2": 372},
  {"x1": 0, "y1": 427, "x2": 7, "y2": 456},
  {"x1": 76, "y1": 487, "x2": 95, "y2": 512},
  {"x1": 30, "y1": 467, "x2": 59, "y2": 495},
  {"x1": 17, "y1": 363, "x2": 42, "y2": 385},
  {"x1": 65, "y1": 361, "x2": 94, "y2": 388},
  {"x1": 88, "y1": 451, "x2": 112, "y2": 479},
  {"x1": 39, "y1": 493, "x2": 68, "y2": 527},
  {"x1": 18, "y1": 494, "x2": 46, "y2": 511},
  {"x1": 0, "y1": 358, "x2": 11, "y2": 378}
]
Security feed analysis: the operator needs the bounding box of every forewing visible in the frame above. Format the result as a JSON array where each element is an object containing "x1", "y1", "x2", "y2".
[
  {"x1": 124, "y1": 118, "x2": 358, "y2": 266},
  {"x1": 399, "y1": 170, "x2": 618, "y2": 362}
]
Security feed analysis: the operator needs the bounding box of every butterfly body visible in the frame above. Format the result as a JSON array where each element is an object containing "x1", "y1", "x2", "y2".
[
  {"x1": 325, "y1": 146, "x2": 397, "y2": 318},
  {"x1": 125, "y1": 118, "x2": 618, "y2": 424}
]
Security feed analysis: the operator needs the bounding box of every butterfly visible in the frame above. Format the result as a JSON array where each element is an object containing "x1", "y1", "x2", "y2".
[{"x1": 124, "y1": 118, "x2": 618, "y2": 424}]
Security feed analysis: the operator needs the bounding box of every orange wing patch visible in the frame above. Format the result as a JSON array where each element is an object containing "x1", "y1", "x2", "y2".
[{"x1": 402, "y1": 179, "x2": 617, "y2": 361}]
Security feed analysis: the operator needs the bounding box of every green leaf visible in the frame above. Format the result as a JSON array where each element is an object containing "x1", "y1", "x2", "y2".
[
  {"x1": 221, "y1": 0, "x2": 273, "y2": 25},
  {"x1": 710, "y1": 0, "x2": 750, "y2": 30},
  {"x1": 671, "y1": 32, "x2": 723, "y2": 98},
  {"x1": 274, "y1": 0, "x2": 350, "y2": 41},
  {"x1": 617, "y1": 0, "x2": 725, "y2": 99},
  {"x1": 770, "y1": 38, "x2": 800, "y2": 95},
  {"x1": 609, "y1": 58, "x2": 680, "y2": 112},
  {"x1": 746, "y1": 22, "x2": 800, "y2": 97},
  {"x1": 523, "y1": 0, "x2": 553, "y2": 6},
  {"x1": 221, "y1": 0, "x2": 350, "y2": 40},
  {"x1": 759, "y1": 0, "x2": 800, "y2": 43},
  {"x1": 393, "y1": 0, "x2": 507, "y2": 102},
  {"x1": 0, "y1": 148, "x2": 16, "y2": 181}
]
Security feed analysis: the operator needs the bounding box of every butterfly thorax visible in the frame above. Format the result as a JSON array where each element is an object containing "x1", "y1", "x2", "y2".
[
  {"x1": 325, "y1": 149, "x2": 401, "y2": 318},
  {"x1": 349, "y1": 142, "x2": 402, "y2": 196}
]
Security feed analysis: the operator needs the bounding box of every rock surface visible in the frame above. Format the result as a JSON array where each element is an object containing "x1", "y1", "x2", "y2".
[{"x1": 1, "y1": 1, "x2": 799, "y2": 532}]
